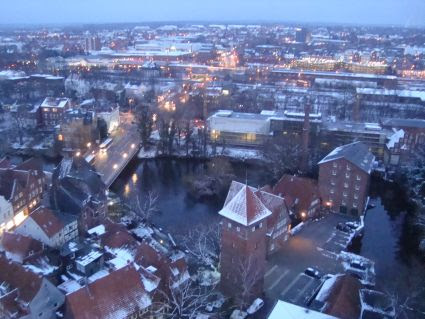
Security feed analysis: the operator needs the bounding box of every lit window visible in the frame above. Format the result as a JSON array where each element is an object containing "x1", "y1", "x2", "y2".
[
  {"x1": 356, "y1": 175, "x2": 361, "y2": 181},
  {"x1": 344, "y1": 183, "x2": 348, "y2": 188},
  {"x1": 228, "y1": 223, "x2": 232, "y2": 228},
  {"x1": 333, "y1": 162, "x2": 338, "y2": 168},
  {"x1": 332, "y1": 170, "x2": 337, "y2": 176}
]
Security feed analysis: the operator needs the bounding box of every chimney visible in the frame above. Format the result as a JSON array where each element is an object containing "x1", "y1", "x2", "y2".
[{"x1": 301, "y1": 102, "x2": 310, "y2": 172}]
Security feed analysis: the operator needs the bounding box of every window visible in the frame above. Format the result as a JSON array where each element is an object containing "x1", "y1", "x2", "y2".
[
  {"x1": 228, "y1": 222, "x2": 232, "y2": 228},
  {"x1": 345, "y1": 173, "x2": 350, "y2": 178},
  {"x1": 354, "y1": 194, "x2": 359, "y2": 199},
  {"x1": 342, "y1": 200, "x2": 346, "y2": 206},
  {"x1": 333, "y1": 162, "x2": 338, "y2": 168},
  {"x1": 330, "y1": 188, "x2": 335, "y2": 194},
  {"x1": 252, "y1": 227, "x2": 255, "y2": 232},
  {"x1": 332, "y1": 170, "x2": 337, "y2": 176},
  {"x1": 343, "y1": 191, "x2": 347, "y2": 197},
  {"x1": 355, "y1": 185, "x2": 360, "y2": 191},
  {"x1": 346, "y1": 165, "x2": 351, "y2": 171},
  {"x1": 259, "y1": 222, "x2": 263, "y2": 228},
  {"x1": 353, "y1": 202, "x2": 358, "y2": 208},
  {"x1": 330, "y1": 180, "x2": 336, "y2": 186},
  {"x1": 344, "y1": 183, "x2": 348, "y2": 188},
  {"x1": 356, "y1": 175, "x2": 361, "y2": 181},
  {"x1": 236, "y1": 226, "x2": 240, "y2": 232}
]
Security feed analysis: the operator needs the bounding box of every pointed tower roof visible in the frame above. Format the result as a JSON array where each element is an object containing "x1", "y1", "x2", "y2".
[{"x1": 219, "y1": 183, "x2": 272, "y2": 226}]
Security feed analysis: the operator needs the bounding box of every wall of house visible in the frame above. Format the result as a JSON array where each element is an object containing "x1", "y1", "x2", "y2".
[
  {"x1": 220, "y1": 218, "x2": 267, "y2": 304},
  {"x1": 15, "y1": 218, "x2": 52, "y2": 247},
  {"x1": 319, "y1": 158, "x2": 369, "y2": 216},
  {"x1": 27, "y1": 278, "x2": 65, "y2": 319},
  {"x1": 0, "y1": 196, "x2": 14, "y2": 233}
]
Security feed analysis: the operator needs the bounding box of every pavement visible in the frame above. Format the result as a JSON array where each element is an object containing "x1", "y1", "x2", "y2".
[
  {"x1": 92, "y1": 113, "x2": 141, "y2": 187},
  {"x1": 264, "y1": 213, "x2": 358, "y2": 309}
]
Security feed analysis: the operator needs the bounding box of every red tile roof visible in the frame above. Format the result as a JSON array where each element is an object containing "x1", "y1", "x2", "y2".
[
  {"x1": 0, "y1": 254, "x2": 43, "y2": 303},
  {"x1": 65, "y1": 265, "x2": 151, "y2": 319},
  {"x1": 273, "y1": 175, "x2": 320, "y2": 214},
  {"x1": 29, "y1": 206, "x2": 64, "y2": 238},
  {"x1": 0, "y1": 232, "x2": 43, "y2": 262}
]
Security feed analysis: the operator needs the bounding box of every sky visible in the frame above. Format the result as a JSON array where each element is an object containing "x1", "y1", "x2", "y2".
[{"x1": 0, "y1": 0, "x2": 424, "y2": 27}]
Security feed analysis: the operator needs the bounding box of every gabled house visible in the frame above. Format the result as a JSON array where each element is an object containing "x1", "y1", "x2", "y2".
[
  {"x1": 274, "y1": 174, "x2": 321, "y2": 219},
  {"x1": 15, "y1": 206, "x2": 78, "y2": 248},
  {"x1": 0, "y1": 232, "x2": 44, "y2": 263},
  {"x1": 0, "y1": 158, "x2": 45, "y2": 233},
  {"x1": 0, "y1": 254, "x2": 65, "y2": 319},
  {"x1": 64, "y1": 265, "x2": 152, "y2": 319},
  {"x1": 318, "y1": 142, "x2": 374, "y2": 216},
  {"x1": 50, "y1": 157, "x2": 107, "y2": 232}
]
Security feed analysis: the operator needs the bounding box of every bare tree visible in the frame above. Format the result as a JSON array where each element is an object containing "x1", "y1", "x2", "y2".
[
  {"x1": 384, "y1": 259, "x2": 425, "y2": 319},
  {"x1": 153, "y1": 279, "x2": 217, "y2": 319},
  {"x1": 131, "y1": 191, "x2": 159, "y2": 222},
  {"x1": 178, "y1": 224, "x2": 221, "y2": 267},
  {"x1": 236, "y1": 255, "x2": 264, "y2": 309},
  {"x1": 262, "y1": 135, "x2": 302, "y2": 179},
  {"x1": 11, "y1": 103, "x2": 26, "y2": 145}
]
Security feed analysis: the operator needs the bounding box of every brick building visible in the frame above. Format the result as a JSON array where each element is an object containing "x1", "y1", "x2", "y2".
[
  {"x1": 0, "y1": 158, "x2": 45, "y2": 233},
  {"x1": 318, "y1": 142, "x2": 374, "y2": 216},
  {"x1": 274, "y1": 174, "x2": 321, "y2": 219},
  {"x1": 40, "y1": 97, "x2": 70, "y2": 127},
  {"x1": 218, "y1": 181, "x2": 291, "y2": 304}
]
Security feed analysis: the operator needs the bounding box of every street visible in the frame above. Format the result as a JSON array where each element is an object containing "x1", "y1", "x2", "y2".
[
  {"x1": 264, "y1": 213, "x2": 357, "y2": 308},
  {"x1": 92, "y1": 112, "x2": 141, "y2": 187}
]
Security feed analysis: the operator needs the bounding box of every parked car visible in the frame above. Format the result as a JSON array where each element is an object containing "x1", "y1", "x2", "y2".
[
  {"x1": 230, "y1": 309, "x2": 247, "y2": 319},
  {"x1": 345, "y1": 222, "x2": 359, "y2": 230},
  {"x1": 247, "y1": 298, "x2": 264, "y2": 315},
  {"x1": 304, "y1": 267, "x2": 320, "y2": 278},
  {"x1": 336, "y1": 223, "x2": 351, "y2": 233},
  {"x1": 350, "y1": 261, "x2": 366, "y2": 270}
]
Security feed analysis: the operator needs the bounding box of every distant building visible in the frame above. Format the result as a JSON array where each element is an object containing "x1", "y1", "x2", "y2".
[
  {"x1": 207, "y1": 110, "x2": 271, "y2": 146},
  {"x1": 318, "y1": 142, "x2": 374, "y2": 216},
  {"x1": 295, "y1": 28, "x2": 311, "y2": 43},
  {"x1": 40, "y1": 97, "x2": 70, "y2": 127},
  {"x1": 320, "y1": 121, "x2": 390, "y2": 160},
  {"x1": 0, "y1": 158, "x2": 45, "y2": 234},
  {"x1": 84, "y1": 36, "x2": 101, "y2": 52}
]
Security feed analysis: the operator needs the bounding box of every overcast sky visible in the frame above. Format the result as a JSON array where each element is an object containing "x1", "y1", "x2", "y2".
[{"x1": 1, "y1": 0, "x2": 424, "y2": 27}]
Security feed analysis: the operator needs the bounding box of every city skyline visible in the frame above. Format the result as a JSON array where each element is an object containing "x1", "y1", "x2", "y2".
[{"x1": 1, "y1": 0, "x2": 425, "y2": 27}]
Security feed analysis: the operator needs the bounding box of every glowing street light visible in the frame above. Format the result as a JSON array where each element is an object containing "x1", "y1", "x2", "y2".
[{"x1": 113, "y1": 164, "x2": 118, "y2": 170}]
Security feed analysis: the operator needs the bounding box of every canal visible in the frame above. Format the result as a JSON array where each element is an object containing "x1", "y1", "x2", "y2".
[
  {"x1": 112, "y1": 158, "x2": 424, "y2": 299},
  {"x1": 110, "y1": 157, "x2": 269, "y2": 233}
]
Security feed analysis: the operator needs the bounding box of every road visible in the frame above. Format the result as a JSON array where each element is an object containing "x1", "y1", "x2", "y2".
[{"x1": 92, "y1": 112, "x2": 140, "y2": 187}]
